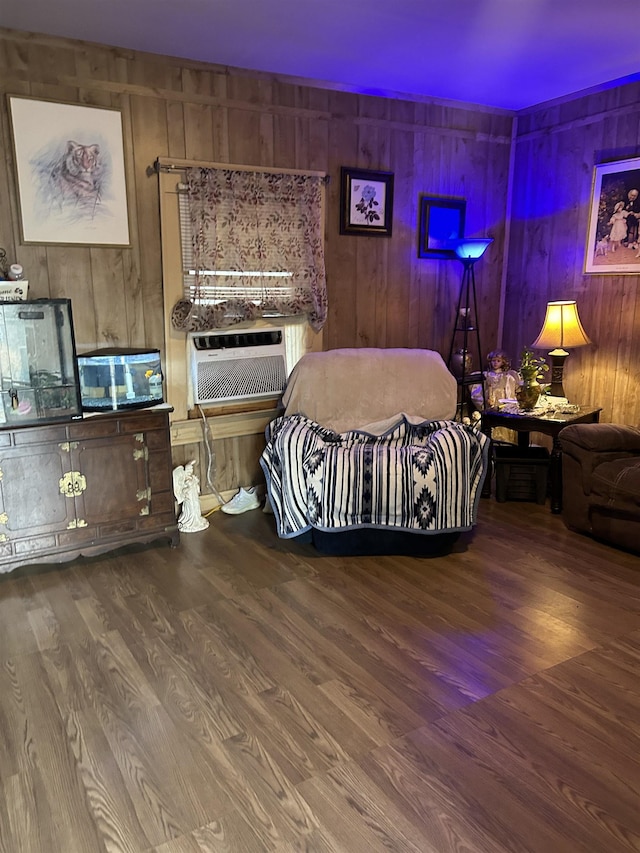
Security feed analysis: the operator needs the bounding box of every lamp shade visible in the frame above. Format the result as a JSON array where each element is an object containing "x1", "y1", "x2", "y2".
[
  {"x1": 451, "y1": 237, "x2": 493, "y2": 261},
  {"x1": 531, "y1": 301, "x2": 591, "y2": 353}
]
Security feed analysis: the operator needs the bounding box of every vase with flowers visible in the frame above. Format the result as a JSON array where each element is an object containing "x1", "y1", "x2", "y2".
[{"x1": 516, "y1": 347, "x2": 549, "y2": 410}]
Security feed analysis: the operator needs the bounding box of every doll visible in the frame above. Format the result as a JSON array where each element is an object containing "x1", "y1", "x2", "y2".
[{"x1": 480, "y1": 349, "x2": 519, "y2": 408}]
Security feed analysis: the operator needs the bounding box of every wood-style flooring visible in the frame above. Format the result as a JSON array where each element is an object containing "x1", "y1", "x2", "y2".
[{"x1": 1, "y1": 497, "x2": 639, "y2": 853}]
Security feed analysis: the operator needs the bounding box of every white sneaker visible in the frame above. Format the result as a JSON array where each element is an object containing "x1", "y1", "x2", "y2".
[{"x1": 221, "y1": 487, "x2": 260, "y2": 515}]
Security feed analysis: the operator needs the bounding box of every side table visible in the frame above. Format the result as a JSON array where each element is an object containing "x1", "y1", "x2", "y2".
[{"x1": 481, "y1": 405, "x2": 602, "y2": 513}]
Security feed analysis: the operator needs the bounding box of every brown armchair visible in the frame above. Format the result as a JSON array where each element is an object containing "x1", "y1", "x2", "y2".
[{"x1": 559, "y1": 423, "x2": 640, "y2": 554}]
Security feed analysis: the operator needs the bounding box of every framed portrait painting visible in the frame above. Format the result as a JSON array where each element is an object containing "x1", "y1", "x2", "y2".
[
  {"x1": 339, "y1": 167, "x2": 394, "y2": 236},
  {"x1": 584, "y1": 156, "x2": 640, "y2": 274},
  {"x1": 8, "y1": 95, "x2": 131, "y2": 246},
  {"x1": 418, "y1": 195, "x2": 466, "y2": 258}
]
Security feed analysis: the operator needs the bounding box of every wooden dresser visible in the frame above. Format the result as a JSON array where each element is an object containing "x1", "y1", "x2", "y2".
[{"x1": 0, "y1": 408, "x2": 179, "y2": 574}]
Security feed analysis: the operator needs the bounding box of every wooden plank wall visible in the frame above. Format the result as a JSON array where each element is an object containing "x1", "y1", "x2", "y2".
[
  {"x1": 505, "y1": 82, "x2": 640, "y2": 425},
  {"x1": 0, "y1": 27, "x2": 512, "y2": 495}
]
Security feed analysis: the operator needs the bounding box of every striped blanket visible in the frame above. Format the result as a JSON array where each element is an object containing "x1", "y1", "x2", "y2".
[{"x1": 260, "y1": 414, "x2": 489, "y2": 539}]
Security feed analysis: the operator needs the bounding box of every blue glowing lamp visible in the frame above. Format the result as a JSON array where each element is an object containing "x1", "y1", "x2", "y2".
[
  {"x1": 447, "y1": 236, "x2": 493, "y2": 417},
  {"x1": 451, "y1": 237, "x2": 494, "y2": 264}
]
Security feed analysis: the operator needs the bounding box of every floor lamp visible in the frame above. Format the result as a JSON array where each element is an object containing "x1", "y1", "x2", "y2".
[
  {"x1": 531, "y1": 300, "x2": 592, "y2": 398},
  {"x1": 447, "y1": 237, "x2": 493, "y2": 417}
]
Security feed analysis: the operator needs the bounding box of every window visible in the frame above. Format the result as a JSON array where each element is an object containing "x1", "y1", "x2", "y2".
[{"x1": 171, "y1": 167, "x2": 328, "y2": 334}]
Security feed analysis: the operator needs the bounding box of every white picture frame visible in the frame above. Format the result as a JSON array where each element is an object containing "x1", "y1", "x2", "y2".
[{"x1": 8, "y1": 95, "x2": 131, "y2": 246}]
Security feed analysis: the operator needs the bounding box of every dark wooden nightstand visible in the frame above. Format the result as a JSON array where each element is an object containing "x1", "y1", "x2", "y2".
[{"x1": 481, "y1": 405, "x2": 602, "y2": 513}]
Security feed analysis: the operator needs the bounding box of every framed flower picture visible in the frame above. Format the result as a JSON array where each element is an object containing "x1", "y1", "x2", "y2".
[{"x1": 339, "y1": 167, "x2": 394, "y2": 237}]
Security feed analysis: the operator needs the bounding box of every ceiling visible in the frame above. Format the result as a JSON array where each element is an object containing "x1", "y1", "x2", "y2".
[{"x1": 3, "y1": 0, "x2": 640, "y2": 110}]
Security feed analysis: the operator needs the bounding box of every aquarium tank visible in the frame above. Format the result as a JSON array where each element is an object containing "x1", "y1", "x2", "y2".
[
  {"x1": 77, "y1": 347, "x2": 164, "y2": 412},
  {"x1": 0, "y1": 299, "x2": 82, "y2": 428}
]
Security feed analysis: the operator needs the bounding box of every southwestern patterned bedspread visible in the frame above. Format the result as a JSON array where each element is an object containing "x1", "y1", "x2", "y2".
[{"x1": 261, "y1": 414, "x2": 489, "y2": 539}]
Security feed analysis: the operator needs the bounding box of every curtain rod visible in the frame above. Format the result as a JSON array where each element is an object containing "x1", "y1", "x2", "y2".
[{"x1": 154, "y1": 156, "x2": 328, "y2": 180}]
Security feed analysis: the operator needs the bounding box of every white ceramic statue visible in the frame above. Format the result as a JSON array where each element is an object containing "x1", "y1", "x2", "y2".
[{"x1": 172, "y1": 460, "x2": 209, "y2": 532}]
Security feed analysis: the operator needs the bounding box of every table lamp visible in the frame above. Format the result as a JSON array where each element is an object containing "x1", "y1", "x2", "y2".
[{"x1": 531, "y1": 300, "x2": 592, "y2": 398}]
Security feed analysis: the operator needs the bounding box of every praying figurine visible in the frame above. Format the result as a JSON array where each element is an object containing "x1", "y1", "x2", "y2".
[{"x1": 172, "y1": 460, "x2": 209, "y2": 532}]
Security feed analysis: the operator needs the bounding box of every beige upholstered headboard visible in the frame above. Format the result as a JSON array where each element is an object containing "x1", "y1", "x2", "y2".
[{"x1": 282, "y1": 347, "x2": 457, "y2": 433}]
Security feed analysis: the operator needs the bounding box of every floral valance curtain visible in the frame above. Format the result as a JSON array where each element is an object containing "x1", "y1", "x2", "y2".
[{"x1": 171, "y1": 167, "x2": 328, "y2": 333}]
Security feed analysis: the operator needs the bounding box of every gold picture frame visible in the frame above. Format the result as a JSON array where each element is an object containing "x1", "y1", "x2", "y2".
[{"x1": 584, "y1": 155, "x2": 640, "y2": 274}]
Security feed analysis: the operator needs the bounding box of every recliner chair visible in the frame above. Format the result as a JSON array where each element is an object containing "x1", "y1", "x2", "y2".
[
  {"x1": 558, "y1": 423, "x2": 640, "y2": 554},
  {"x1": 261, "y1": 347, "x2": 490, "y2": 555}
]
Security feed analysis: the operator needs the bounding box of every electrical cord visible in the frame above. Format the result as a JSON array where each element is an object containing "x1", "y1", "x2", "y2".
[{"x1": 198, "y1": 404, "x2": 226, "y2": 508}]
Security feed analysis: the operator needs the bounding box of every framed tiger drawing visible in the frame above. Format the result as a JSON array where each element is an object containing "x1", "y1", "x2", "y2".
[{"x1": 7, "y1": 96, "x2": 130, "y2": 246}]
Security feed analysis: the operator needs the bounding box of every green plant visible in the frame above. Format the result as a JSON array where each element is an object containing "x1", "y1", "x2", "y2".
[{"x1": 518, "y1": 347, "x2": 549, "y2": 383}]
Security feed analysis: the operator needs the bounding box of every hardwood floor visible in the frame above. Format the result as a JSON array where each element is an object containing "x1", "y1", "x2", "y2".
[{"x1": 1, "y1": 498, "x2": 640, "y2": 852}]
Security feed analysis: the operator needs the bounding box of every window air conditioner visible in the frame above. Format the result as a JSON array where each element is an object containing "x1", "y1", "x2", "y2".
[{"x1": 189, "y1": 328, "x2": 287, "y2": 405}]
